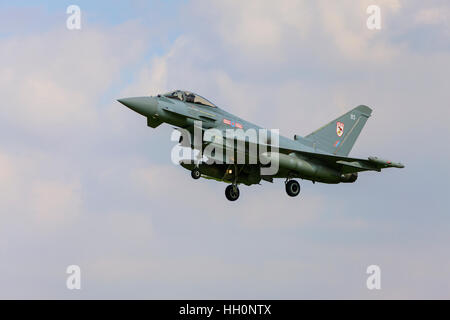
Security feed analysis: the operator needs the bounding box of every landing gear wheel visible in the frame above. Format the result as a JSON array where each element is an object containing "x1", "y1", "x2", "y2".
[
  {"x1": 191, "y1": 168, "x2": 201, "y2": 180},
  {"x1": 225, "y1": 185, "x2": 240, "y2": 201},
  {"x1": 286, "y1": 180, "x2": 300, "y2": 197}
]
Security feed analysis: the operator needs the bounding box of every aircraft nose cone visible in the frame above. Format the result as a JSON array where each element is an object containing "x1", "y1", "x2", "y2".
[{"x1": 117, "y1": 96, "x2": 158, "y2": 116}]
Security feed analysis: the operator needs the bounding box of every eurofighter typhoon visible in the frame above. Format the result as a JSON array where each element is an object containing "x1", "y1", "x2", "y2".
[{"x1": 118, "y1": 90, "x2": 404, "y2": 201}]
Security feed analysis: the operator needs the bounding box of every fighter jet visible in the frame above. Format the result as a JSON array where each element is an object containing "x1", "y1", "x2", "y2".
[{"x1": 118, "y1": 90, "x2": 404, "y2": 201}]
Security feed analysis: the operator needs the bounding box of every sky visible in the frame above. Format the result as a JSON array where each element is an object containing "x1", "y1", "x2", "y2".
[{"x1": 0, "y1": 0, "x2": 449, "y2": 299}]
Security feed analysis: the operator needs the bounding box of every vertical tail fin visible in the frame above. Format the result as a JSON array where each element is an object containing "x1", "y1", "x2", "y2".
[{"x1": 304, "y1": 105, "x2": 372, "y2": 156}]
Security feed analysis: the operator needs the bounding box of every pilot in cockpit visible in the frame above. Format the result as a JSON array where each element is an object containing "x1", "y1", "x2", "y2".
[{"x1": 185, "y1": 92, "x2": 195, "y2": 103}]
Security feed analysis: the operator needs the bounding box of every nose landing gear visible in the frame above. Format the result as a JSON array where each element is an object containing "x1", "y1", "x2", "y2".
[{"x1": 191, "y1": 167, "x2": 201, "y2": 180}]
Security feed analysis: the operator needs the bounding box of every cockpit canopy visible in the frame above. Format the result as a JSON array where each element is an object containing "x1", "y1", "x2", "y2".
[{"x1": 162, "y1": 90, "x2": 217, "y2": 108}]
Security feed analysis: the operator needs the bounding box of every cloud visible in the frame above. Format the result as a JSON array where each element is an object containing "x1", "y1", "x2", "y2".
[
  {"x1": 415, "y1": 6, "x2": 450, "y2": 26},
  {"x1": 0, "y1": 22, "x2": 147, "y2": 135},
  {"x1": 238, "y1": 192, "x2": 323, "y2": 229},
  {"x1": 119, "y1": 36, "x2": 189, "y2": 97},
  {"x1": 195, "y1": 0, "x2": 311, "y2": 57},
  {"x1": 0, "y1": 150, "x2": 82, "y2": 230},
  {"x1": 29, "y1": 180, "x2": 82, "y2": 228},
  {"x1": 317, "y1": 1, "x2": 402, "y2": 62},
  {"x1": 183, "y1": 0, "x2": 405, "y2": 66}
]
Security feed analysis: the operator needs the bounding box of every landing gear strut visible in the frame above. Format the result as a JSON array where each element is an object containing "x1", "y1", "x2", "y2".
[
  {"x1": 225, "y1": 185, "x2": 240, "y2": 201},
  {"x1": 285, "y1": 179, "x2": 301, "y2": 197},
  {"x1": 224, "y1": 164, "x2": 241, "y2": 201},
  {"x1": 191, "y1": 167, "x2": 201, "y2": 180}
]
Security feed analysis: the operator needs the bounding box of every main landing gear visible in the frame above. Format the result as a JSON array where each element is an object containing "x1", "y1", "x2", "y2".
[
  {"x1": 225, "y1": 184, "x2": 240, "y2": 201},
  {"x1": 191, "y1": 165, "x2": 241, "y2": 201},
  {"x1": 225, "y1": 164, "x2": 240, "y2": 201},
  {"x1": 191, "y1": 166, "x2": 300, "y2": 200},
  {"x1": 285, "y1": 179, "x2": 301, "y2": 197}
]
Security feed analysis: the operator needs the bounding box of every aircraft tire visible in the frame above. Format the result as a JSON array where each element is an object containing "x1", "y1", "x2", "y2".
[
  {"x1": 286, "y1": 180, "x2": 301, "y2": 197},
  {"x1": 225, "y1": 185, "x2": 240, "y2": 201},
  {"x1": 191, "y1": 168, "x2": 201, "y2": 180}
]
